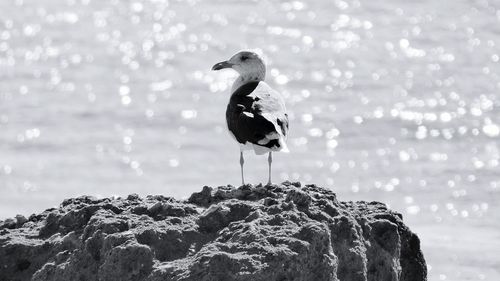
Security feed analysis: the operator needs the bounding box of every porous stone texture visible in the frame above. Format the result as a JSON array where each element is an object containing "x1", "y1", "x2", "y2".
[{"x1": 0, "y1": 182, "x2": 426, "y2": 281}]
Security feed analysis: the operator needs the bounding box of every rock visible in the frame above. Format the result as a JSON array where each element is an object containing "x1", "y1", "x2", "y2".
[
  {"x1": 0, "y1": 182, "x2": 427, "y2": 281},
  {"x1": 1, "y1": 218, "x2": 16, "y2": 229},
  {"x1": 15, "y1": 215, "x2": 28, "y2": 227},
  {"x1": 286, "y1": 188, "x2": 312, "y2": 207}
]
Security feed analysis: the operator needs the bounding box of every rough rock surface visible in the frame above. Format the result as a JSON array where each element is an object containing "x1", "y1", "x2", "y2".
[{"x1": 0, "y1": 182, "x2": 427, "y2": 281}]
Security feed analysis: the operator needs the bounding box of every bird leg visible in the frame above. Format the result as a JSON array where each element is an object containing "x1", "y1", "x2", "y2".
[
  {"x1": 267, "y1": 152, "x2": 272, "y2": 185},
  {"x1": 240, "y1": 151, "x2": 245, "y2": 185}
]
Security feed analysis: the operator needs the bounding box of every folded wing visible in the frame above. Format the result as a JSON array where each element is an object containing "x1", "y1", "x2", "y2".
[{"x1": 226, "y1": 81, "x2": 289, "y2": 154}]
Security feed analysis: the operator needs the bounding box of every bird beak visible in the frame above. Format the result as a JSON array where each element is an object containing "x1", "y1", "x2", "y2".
[{"x1": 212, "y1": 61, "x2": 233, "y2": 71}]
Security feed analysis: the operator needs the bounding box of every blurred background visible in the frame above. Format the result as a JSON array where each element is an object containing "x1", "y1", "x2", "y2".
[{"x1": 1, "y1": 0, "x2": 499, "y2": 280}]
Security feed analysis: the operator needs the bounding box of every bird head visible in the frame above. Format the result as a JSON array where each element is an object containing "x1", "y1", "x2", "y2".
[{"x1": 212, "y1": 50, "x2": 266, "y2": 80}]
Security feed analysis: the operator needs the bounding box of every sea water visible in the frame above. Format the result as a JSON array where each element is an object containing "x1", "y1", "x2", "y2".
[{"x1": 0, "y1": 0, "x2": 499, "y2": 280}]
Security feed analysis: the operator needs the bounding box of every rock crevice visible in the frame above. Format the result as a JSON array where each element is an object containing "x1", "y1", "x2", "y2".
[{"x1": 0, "y1": 182, "x2": 427, "y2": 281}]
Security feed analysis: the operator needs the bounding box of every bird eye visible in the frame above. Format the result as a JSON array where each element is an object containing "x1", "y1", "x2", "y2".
[{"x1": 240, "y1": 55, "x2": 249, "y2": 61}]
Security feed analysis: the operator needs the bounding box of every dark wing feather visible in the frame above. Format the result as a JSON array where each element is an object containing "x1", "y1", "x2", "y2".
[
  {"x1": 226, "y1": 81, "x2": 288, "y2": 149},
  {"x1": 276, "y1": 114, "x2": 289, "y2": 137}
]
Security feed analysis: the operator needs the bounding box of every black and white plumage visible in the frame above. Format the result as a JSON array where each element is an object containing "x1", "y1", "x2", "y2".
[{"x1": 212, "y1": 50, "x2": 289, "y2": 185}]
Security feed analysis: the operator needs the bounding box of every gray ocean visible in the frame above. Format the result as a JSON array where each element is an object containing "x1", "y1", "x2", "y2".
[{"x1": 1, "y1": 0, "x2": 499, "y2": 280}]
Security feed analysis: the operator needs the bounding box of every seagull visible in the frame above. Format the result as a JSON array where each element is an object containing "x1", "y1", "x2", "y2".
[{"x1": 212, "y1": 50, "x2": 289, "y2": 185}]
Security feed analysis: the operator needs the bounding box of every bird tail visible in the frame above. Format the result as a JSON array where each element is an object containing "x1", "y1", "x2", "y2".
[
  {"x1": 260, "y1": 113, "x2": 289, "y2": 153},
  {"x1": 279, "y1": 138, "x2": 289, "y2": 153}
]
